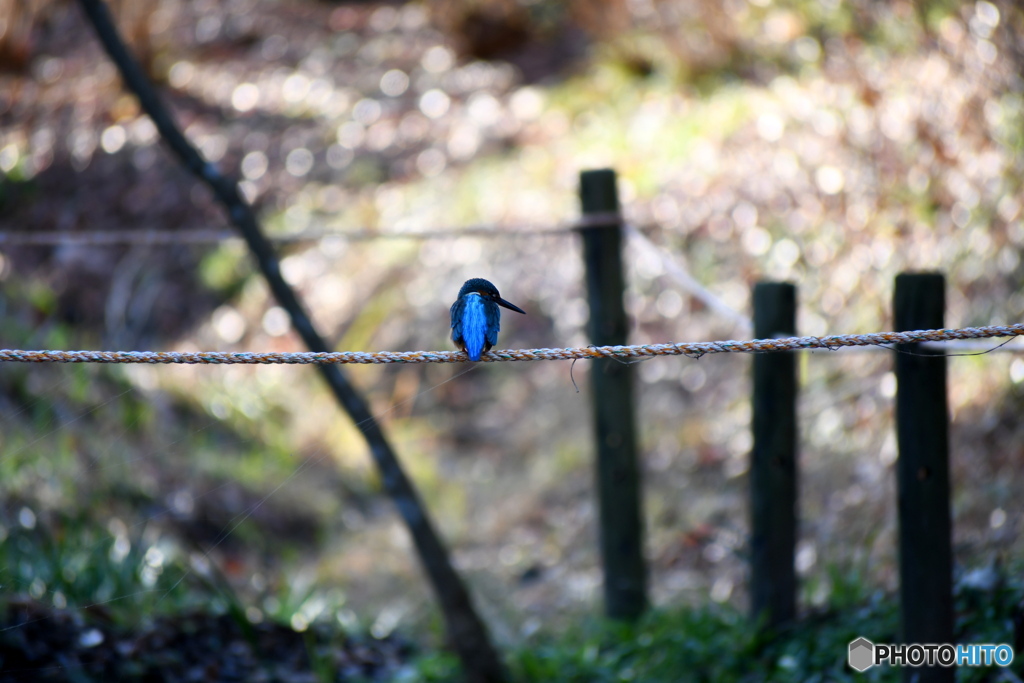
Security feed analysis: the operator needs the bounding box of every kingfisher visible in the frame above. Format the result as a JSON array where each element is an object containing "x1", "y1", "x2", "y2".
[{"x1": 450, "y1": 278, "x2": 526, "y2": 361}]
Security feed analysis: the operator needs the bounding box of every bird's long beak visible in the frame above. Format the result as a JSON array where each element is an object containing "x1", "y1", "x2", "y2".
[{"x1": 496, "y1": 297, "x2": 526, "y2": 314}]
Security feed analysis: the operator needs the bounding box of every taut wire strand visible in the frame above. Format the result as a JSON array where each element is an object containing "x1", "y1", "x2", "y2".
[
  {"x1": 2, "y1": 323, "x2": 1021, "y2": 365},
  {"x1": 0, "y1": 212, "x2": 621, "y2": 247}
]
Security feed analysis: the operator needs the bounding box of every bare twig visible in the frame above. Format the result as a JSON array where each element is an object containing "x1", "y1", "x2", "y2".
[{"x1": 624, "y1": 222, "x2": 753, "y2": 333}]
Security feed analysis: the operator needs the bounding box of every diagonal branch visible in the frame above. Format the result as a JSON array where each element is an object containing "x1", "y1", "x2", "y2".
[{"x1": 73, "y1": 2, "x2": 506, "y2": 681}]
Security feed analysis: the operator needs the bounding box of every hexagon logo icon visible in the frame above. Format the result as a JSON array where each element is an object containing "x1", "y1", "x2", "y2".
[{"x1": 848, "y1": 637, "x2": 874, "y2": 672}]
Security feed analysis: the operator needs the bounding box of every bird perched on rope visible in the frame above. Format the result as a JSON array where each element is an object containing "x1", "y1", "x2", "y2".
[{"x1": 450, "y1": 278, "x2": 526, "y2": 361}]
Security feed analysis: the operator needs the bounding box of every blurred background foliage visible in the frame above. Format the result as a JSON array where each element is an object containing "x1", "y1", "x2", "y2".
[{"x1": 1, "y1": 0, "x2": 1024, "y2": 678}]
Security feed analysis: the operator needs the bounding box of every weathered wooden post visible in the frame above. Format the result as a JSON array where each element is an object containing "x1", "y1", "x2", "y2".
[
  {"x1": 894, "y1": 272, "x2": 953, "y2": 683},
  {"x1": 578, "y1": 169, "x2": 647, "y2": 620},
  {"x1": 749, "y1": 282, "x2": 799, "y2": 628}
]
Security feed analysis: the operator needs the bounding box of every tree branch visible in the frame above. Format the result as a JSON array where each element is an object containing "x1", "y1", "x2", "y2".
[{"x1": 74, "y1": 2, "x2": 505, "y2": 680}]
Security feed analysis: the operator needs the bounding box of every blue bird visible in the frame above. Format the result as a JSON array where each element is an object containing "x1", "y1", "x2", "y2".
[{"x1": 450, "y1": 278, "x2": 526, "y2": 361}]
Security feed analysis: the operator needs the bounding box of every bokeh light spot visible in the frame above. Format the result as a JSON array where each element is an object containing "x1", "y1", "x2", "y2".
[
  {"x1": 421, "y1": 45, "x2": 454, "y2": 73},
  {"x1": 285, "y1": 148, "x2": 314, "y2": 177},
  {"x1": 100, "y1": 125, "x2": 127, "y2": 154},
  {"x1": 380, "y1": 69, "x2": 410, "y2": 97},
  {"x1": 232, "y1": 83, "x2": 260, "y2": 112},
  {"x1": 815, "y1": 166, "x2": 845, "y2": 194},
  {"x1": 241, "y1": 150, "x2": 269, "y2": 180},
  {"x1": 419, "y1": 89, "x2": 450, "y2": 119}
]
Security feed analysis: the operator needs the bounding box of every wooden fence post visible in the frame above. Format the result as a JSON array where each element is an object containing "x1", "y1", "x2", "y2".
[
  {"x1": 894, "y1": 272, "x2": 953, "y2": 683},
  {"x1": 749, "y1": 282, "x2": 799, "y2": 628},
  {"x1": 579, "y1": 169, "x2": 647, "y2": 621}
]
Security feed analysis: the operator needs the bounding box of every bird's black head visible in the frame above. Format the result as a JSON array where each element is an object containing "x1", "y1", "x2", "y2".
[
  {"x1": 456, "y1": 278, "x2": 526, "y2": 314},
  {"x1": 458, "y1": 278, "x2": 500, "y2": 299}
]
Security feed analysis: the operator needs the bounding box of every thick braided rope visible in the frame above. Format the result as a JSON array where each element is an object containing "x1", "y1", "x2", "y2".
[{"x1": 0, "y1": 324, "x2": 1021, "y2": 365}]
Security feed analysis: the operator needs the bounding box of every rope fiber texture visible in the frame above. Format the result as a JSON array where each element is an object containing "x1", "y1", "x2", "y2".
[{"x1": 2, "y1": 324, "x2": 1021, "y2": 365}]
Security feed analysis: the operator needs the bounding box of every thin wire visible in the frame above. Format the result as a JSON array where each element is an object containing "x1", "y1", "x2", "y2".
[
  {"x1": 1, "y1": 323, "x2": 1021, "y2": 364},
  {"x1": 0, "y1": 212, "x2": 620, "y2": 247},
  {"x1": 920, "y1": 338, "x2": 1023, "y2": 353}
]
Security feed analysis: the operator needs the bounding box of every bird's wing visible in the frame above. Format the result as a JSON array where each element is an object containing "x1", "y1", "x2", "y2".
[{"x1": 449, "y1": 299, "x2": 462, "y2": 330}]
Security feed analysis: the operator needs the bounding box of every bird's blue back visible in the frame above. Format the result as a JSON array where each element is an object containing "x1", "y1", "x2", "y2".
[{"x1": 451, "y1": 293, "x2": 499, "y2": 361}]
